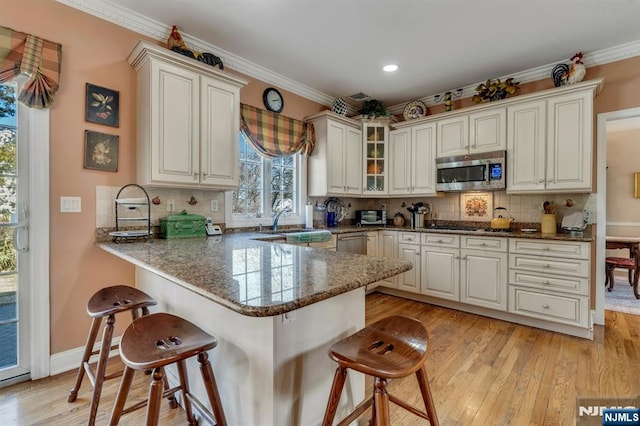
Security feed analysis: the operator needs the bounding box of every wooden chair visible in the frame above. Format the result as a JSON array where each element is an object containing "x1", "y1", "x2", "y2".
[
  {"x1": 605, "y1": 256, "x2": 640, "y2": 299},
  {"x1": 109, "y1": 312, "x2": 227, "y2": 426},
  {"x1": 67, "y1": 285, "x2": 162, "y2": 426},
  {"x1": 322, "y1": 315, "x2": 439, "y2": 426}
]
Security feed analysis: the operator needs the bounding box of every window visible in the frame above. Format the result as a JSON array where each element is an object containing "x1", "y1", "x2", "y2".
[{"x1": 226, "y1": 134, "x2": 306, "y2": 228}]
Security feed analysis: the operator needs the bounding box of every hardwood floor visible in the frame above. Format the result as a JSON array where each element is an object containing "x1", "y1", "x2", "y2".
[{"x1": 1, "y1": 293, "x2": 639, "y2": 425}]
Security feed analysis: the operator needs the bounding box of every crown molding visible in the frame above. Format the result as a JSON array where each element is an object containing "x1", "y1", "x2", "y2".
[
  {"x1": 388, "y1": 39, "x2": 640, "y2": 115},
  {"x1": 57, "y1": 0, "x2": 640, "y2": 115},
  {"x1": 55, "y1": 0, "x2": 335, "y2": 107}
]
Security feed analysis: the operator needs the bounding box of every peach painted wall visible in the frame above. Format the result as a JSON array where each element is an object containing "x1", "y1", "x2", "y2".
[
  {"x1": 1, "y1": 0, "x2": 326, "y2": 355},
  {"x1": 3, "y1": 0, "x2": 640, "y2": 359}
]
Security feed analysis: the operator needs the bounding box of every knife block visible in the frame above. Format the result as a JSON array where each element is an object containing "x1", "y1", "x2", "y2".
[{"x1": 541, "y1": 214, "x2": 557, "y2": 234}]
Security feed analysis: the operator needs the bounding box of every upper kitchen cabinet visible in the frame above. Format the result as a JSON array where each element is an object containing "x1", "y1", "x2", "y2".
[
  {"x1": 389, "y1": 122, "x2": 437, "y2": 196},
  {"x1": 307, "y1": 111, "x2": 362, "y2": 197},
  {"x1": 128, "y1": 41, "x2": 248, "y2": 189},
  {"x1": 506, "y1": 80, "x2": 602, "y2": 194},
  {"x1": 436, "y1": 106, "x2": 506, "y2": 158},
  {"x1": 362, "y1": 123, "x2": 389, "y2": 196}
]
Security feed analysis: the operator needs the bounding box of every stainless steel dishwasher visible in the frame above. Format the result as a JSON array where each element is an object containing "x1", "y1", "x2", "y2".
[{"x1": 336, "y1": 232, "x2": 368, "y2": 254}]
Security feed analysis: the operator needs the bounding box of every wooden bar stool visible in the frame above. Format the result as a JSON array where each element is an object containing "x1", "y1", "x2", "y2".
[
  {"x1": 322, "y1": 315, "x2": 439, "y2": 426},
  {"x1": 67, "y1": 285, "x2": 161, "y2": 426},
  {"x1": 109, "y1": 312, "x2": 227, "y2": 426}
]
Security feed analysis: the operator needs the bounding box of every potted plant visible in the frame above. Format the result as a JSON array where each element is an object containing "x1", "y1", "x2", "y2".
[
  {"x1": 472, "y1": 78, "x2": 520, "y2": 103},
  {"x1": 358, "y1": 99, "x2": 389, "y2": 118}
]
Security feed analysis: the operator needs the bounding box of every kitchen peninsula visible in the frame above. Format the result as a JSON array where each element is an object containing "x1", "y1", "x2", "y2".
[{"x1": 98, "y1": 234, "x2": 412, "y2": 426}]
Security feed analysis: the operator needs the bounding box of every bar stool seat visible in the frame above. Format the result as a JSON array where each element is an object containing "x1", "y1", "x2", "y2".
[
  {"x1": 67, "y1": 285, "x2": 161, "y2": 426},
  {"x1": 109, "y1": 312, "x2": 227, "y2": 426},
  {"x1": 322, "y1": 315, "x2": 439, "y2": 426}
]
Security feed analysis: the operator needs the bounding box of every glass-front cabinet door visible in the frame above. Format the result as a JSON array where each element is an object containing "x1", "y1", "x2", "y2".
[{"x1": 362, "y1": 123, "x2": 389, "y2": 196}]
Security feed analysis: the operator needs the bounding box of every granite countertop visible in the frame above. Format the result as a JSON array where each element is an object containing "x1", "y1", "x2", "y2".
[
  {"x1": 316, "y1": 225, "x2": 593, "y2": 242},
  {"x1": 98, "y1": 233, "x2": 412, "y2": 318}
]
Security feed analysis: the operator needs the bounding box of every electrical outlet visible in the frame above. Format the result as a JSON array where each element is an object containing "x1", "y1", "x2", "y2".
[
  {"x1": 167, "y1": 199, "x2": 175, "y2": 212},
  {"x1": 211, "y1": 200, "x2": 218, "y2": 212}
]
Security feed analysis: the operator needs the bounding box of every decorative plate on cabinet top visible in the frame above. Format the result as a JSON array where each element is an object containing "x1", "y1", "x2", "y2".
[{"x1": 403, "y1": 100, "x2": 428, "y2": 120}]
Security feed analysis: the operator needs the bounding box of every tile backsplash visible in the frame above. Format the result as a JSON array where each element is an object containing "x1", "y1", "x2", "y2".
[
  {"x1": 96, "y1": 185, "x2": 225, "y2": 228},
  {"x1": 97, "y1": 185, "x2": 595, "y2": 229}
]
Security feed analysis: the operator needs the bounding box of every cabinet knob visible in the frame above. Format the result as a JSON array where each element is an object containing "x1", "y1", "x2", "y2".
[
  {"x1": 538, "y1": 179, "x2": 545, "y2": 183},
  {"x1": 202, "y1": 172, "x2": 208, "y2": 177},
  {"x1": 461, "y1": 256, "x2": 467, "y2": 260},
  {"x1": 543, "y1": 280, "x2": 550, "y2": 285},
  {"x1": 438, "y1": 239, "x2": 443, "y2": 243},
  {"x1": 455, "y1": 256, "x2": 460, "y2": 259},
  {"x1": 193, "y1": 172, "x2": 199, "y2": 180},
  {"x1": 542, "y1": 304, "x2": 550, "y2": 309},
  {"x1": 543, "y1": 247, "x2": 550, "y2": 250},
  {"x1": 543, "y1": 264, "x2": 550, "y2": 268},
  {"x1": 481, "y1": 243, "x2": 487, "y2": 246}
]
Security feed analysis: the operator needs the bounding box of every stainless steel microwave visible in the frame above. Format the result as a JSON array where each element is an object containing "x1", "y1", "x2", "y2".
[
  {"x1": 355, "y1": 210, "x2": 387, "y2": 225},
  {"x1": 436, "y1": 150, "x2": 506, "y2": 192}
]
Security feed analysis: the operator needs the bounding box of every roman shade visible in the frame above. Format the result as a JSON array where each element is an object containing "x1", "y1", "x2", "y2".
[
  {"x1": 0, "y1": 26, "x2": 62, "y2": 109},
  {"x1": 240, "y1": 103, "x2": 315, "y2": 158}
]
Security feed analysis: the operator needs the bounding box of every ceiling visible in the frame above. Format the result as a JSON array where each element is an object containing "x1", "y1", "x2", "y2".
[{"x1": 63, "y1": 0, "x2": 640, "y2": 111}]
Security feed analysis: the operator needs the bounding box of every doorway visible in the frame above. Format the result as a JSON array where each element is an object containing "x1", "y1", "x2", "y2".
[
  {"x1": 0, "y1": 81, "x2": 50, "y2": 386},
  {"x1": 595, "y1": 107, "x2": 640, "y2": 324}
]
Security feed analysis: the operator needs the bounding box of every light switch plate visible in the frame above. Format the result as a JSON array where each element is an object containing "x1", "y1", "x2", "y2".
[{"x1": 60, "y1": 196, "x2": 81, "y2": 213}]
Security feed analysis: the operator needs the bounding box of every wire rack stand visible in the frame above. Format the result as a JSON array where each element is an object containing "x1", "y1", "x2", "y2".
[{"x1": 110, "y1": 183, "x2": 152, "y2": 243}]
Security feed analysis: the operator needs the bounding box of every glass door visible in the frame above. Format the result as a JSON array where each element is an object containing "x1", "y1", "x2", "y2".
[
  {"x1": 0, "y1": 82, "x2": 30, "y2": 384},
  {"x1": 363, "y1": 123, "x2": 388, "y2": 195}
]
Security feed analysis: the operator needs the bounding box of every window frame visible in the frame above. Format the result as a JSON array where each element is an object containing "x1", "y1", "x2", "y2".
[{"x1": 224, "y1": 143, "x2": 307, "y2": 230}]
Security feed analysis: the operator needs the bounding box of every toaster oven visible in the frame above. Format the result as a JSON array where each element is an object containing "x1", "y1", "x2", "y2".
[{"x1": 355, "y1": 210, "x2": 386, "y2": 225}]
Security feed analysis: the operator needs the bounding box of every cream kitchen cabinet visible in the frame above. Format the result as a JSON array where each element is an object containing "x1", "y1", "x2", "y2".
[
  {"x1": 366, "y1": 231, "x2": 379, "y2": 256},
  {"x1": 508, "y1": 238, "x2": 590, "y2": 329},
  {"x1": 397, "y1": 232, "x2": 421, "y2": 293},
  {"x1": 507, "y1": 83, "x2": 598, "y2": 193},
  {"x1": 389, "y1": 122, "x2": 437, "y2": 196},
  {"x1": 436, "y1": 106, "x2": 506, "y2": 158},
  {"x1": 460, "y1": 235, "x2": 508, "y2": 311},
  {"x1": 420, "y1": 233, "x2": 460, "y2": 301},
  {"x1": 307, "y1": 111, "x2": 362, "y2": 196},
  {"x1": 378, "y1": 230, "x2": 398, "y2": 288},
  {"x1": 362, "y1": 123, "x2": 389, "y2": 196},
  {"x1": 128, "y1": 41, "x2": 247, "y2": 189}
]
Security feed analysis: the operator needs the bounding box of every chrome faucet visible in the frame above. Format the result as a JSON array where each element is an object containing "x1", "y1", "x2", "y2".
[{"x1": 272, "y1": 206, "x2": 292, "y2": 231}]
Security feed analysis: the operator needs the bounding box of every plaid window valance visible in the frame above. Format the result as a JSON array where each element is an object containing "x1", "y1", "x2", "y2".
[
  {"x1": 0, "y1": 26, "x2": 62, "y2": 109},
  {"x1": 240, "y1": 103, "x2": 315, "y2": 158}
]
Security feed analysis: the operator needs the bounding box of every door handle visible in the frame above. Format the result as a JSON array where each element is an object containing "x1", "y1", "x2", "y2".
[{"x1": 13, "y1": 225, "x2": 28, "y2": 252}]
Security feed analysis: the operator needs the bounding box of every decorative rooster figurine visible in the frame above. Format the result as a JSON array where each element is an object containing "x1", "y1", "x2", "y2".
[
  {"x1": 562, "y1": 52, "x2": 586, "y2": 85},
  {"x1": 166, "y1": 25, "x2": 224, "y2": 70},
  {"x1": 167, "y1": 25, "x2": 188, "y2": 51}
]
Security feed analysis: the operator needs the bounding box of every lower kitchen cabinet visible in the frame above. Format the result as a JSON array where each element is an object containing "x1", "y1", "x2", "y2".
[
  {"x1": 460, "y1": 247, "x2": 508, "y2": 311},
  {"x1": 398, "y1": 241, "x2": 421, "y2": 293},
  {"x1": 378, "y1": 231, "x2": 398, "y2": 288},
  {"x1": 421, "y1": 246, "x2": 460, "y2": 301},
  {"x1": 508, "y1": 238, "x2": 590, "y2": 328}
]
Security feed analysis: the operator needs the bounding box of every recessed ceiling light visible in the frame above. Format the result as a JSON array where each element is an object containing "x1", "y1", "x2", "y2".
[{"x1": 383, "y1": 64, "x2": 398, "y2": 72}]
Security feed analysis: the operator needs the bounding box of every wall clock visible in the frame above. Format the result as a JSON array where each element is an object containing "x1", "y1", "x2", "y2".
[{"x1": 263, "y1": 87, "x2": 284, "y2": 113}]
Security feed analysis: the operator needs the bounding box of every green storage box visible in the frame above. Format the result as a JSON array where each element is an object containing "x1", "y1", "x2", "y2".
[{"x1": 159, "y1": 212, "x2": 206, "y2": 239}]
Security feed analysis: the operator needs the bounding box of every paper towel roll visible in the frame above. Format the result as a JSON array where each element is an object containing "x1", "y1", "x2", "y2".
[{"x1": 305, "y1": 204, "x2": 313, "y2": 229}]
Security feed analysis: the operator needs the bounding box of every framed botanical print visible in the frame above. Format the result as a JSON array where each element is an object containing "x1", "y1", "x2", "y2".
[
  {"x1": 85, "y1": 83, "x2": 119, "y2": 128},
  {"x1": 460, "y1": 192, "x2": 493, "y2": 221},
  {"x1": 84, "y1": 130, "x2": 118, "y2": 172}
]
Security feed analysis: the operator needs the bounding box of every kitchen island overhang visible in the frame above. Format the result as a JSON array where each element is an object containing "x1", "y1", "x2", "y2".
[{"x1": 98, "y1": 235, "x2": 412, "y2": 425}]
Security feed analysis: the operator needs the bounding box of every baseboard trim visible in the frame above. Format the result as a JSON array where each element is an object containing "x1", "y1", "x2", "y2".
[{"x1": 49, "y1": 336, "x2": 121, "y2": 376}]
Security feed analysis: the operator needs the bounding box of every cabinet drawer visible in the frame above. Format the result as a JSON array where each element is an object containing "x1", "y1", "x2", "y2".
[
  {"x1": 461, "y1": 236, "x2": 507, "y2": 252},
  {"x1": 398, "y1": 232, "x2": 420, "y2": 244},
  {"x1": 422, "y1": 233, "x2": 460, "y2": 247},
  {"x1": 509, "y1": 254, "x2": 590, "y2": 278},
  {"x1": 509, "y1": 238, "x2": 590, "y2": 259},
  {"x1": 508, "y1": 286, "x2": 589, "y2": 327},
  {"x1": 508, "y1": 270, "x2": 589, "y2": 295}
]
